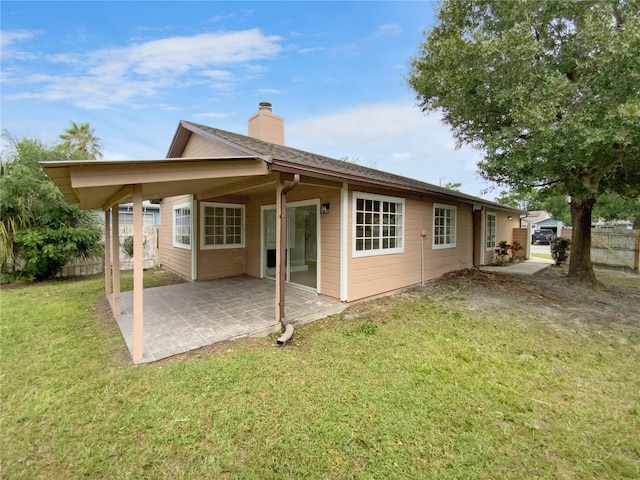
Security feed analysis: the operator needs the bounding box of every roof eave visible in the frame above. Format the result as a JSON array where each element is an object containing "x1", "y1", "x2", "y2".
[{"x1": 270, "y1": 160, "x2": 524, "y2": 213}]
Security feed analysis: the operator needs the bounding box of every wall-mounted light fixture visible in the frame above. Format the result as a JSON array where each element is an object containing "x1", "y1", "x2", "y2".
[
  {"x1": 321, "y1": 203, "x2": 330, "y2": 214},
  {"x1": 507, "y1": 215, "x2": 513, "y2": 221}
]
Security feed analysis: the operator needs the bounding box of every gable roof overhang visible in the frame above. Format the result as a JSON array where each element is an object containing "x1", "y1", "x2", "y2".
[{"x1": 41, "y1": 156, "x2": 271, "y2": 210}]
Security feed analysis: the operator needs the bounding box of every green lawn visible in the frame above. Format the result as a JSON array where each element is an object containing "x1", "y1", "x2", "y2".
[
  {"x1": 531, "y1": 252, "x2": 553, "y2": 260},
  {"x1": 1, "y1": 270, "x2": 639, "y2": 479}
]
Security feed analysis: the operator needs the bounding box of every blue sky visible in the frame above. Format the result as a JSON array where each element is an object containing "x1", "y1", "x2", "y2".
[{"x1": 2, "y1": 1, "x2": 496, "y2": 197}]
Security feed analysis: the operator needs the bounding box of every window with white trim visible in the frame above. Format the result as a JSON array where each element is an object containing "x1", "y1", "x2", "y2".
[
  {"x1": 353, "y1": 192, "x2": 404, "y2": 257},
  {"x1": 486, "y1": 212, "x2": 496, "y2": 250},
  {"x1": 200, "y1": 202, "x2": 245, "y2": 249},
  {"x1": 173, "y1": 203, "x2": 191, "y2": 249},
  {"x1": 433, "y1": 203, "x2": 456, "y2": 249}
]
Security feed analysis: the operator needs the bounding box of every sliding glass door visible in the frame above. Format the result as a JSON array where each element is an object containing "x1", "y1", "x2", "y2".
[{"x1": 262, "y1": 201, "x2": 318, "y2": 290}]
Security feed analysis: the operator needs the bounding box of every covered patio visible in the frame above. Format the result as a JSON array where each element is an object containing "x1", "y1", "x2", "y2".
[{"x1": 111, "y1": 276, "x2": 345, "y2": 364}]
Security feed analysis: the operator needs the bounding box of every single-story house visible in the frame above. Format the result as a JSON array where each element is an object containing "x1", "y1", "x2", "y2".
[
  {"x1": 41, "y1": 102, "x2": 525, "y2": 363},
  {"x1": 521, "y1": 210, "x2": 565, "y2": 237}
]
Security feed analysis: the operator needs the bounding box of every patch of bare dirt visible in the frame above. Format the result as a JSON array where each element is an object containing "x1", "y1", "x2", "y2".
[{"x1": 410, "y1": 265, "x2": 640, "y2": 337}]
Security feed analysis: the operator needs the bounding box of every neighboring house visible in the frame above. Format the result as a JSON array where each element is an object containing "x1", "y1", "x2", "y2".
[
  {"x1": 521, "y1": 210, "x2": 564, "y2": 237},
  {"x1": 41, "y1": 102, "x2": 523, "y2": 362},
  {"x1": 592, "y1": 219, "x2": 634, "y2": 232},
  {"x1": 118, "y1": 201, "x2": 160, "y2": 226}
]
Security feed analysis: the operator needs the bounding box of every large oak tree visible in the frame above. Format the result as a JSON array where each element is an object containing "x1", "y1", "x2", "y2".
[{"x1": 408, "y1": 0, "x2": 640, "y2": 283}]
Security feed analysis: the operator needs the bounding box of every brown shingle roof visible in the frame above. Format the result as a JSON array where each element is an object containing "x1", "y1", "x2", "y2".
[{"x1": 180, "y1": 120, "x2": 522, "y2": 212}]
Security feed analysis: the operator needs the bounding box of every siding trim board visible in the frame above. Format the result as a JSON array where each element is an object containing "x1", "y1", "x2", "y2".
[{"x1": 340, "y1": 182, "x2": 349, "y2": 301}]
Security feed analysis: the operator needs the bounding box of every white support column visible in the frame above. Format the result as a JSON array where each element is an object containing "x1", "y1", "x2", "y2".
[
  {"x1": 340, "y1": 182, "x2": 349, "y2": 301},
  {"x1": 132, "y1": 185, "x2": 144, "y2": 363},
  {"x1": 191, "y1": 195, "x2": 197, "y2": 281},
  {"x1": 104, "y1": 209, "x2": 112, "y2": 296},
  {"x1": 111, "y1": 204, "x2": 121, "y2": 316}
]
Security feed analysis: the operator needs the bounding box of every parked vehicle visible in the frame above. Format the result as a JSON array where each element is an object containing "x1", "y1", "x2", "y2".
[{"x1": 531, "y1": 229, "x2": 556, "y2": 245}]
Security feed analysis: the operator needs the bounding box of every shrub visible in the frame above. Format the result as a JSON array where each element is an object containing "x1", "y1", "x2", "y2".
[
  {"x1": 13, "y1": 225, "x2": 102, "y2": 281},
  {"x1": 550, "y1": 238, "x2": 571, "y2": 266},
  {"x1": 1, "y1": 133, "x2": 103, "y2": 281}
]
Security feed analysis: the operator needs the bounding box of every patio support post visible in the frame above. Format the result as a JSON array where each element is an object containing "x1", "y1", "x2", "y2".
[
  {"x1": 132, "y1": 184, "x2": 144, "y2": 363},
  {"x1": 275, "y1": 175, "x2": 300, "y2": 333},
  {"x1": 104, "y1": 209, "x2": 112, "y2": 295},
  {"x1": 275, "y1": 181, "x2": 285, "y2": 323},
  {"x1": 111, "y1": 203, "x2": 121, "y2": 316}
]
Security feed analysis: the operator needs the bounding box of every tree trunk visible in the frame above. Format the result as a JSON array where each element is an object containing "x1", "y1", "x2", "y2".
[{"x1": 568, "y1": 197, "x2": 597, "y2": 284}]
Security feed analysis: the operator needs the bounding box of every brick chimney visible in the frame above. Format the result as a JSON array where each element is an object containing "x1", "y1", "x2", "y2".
[{"x1": 248, "y1": 102, "x2": 284, "y2": 145}]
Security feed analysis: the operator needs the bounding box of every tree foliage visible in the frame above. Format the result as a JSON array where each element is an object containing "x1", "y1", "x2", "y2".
[
  {"x1": 497, "y1": 188, "x2": 639, "y2": 227},
  {"x1": 0, "y1": 131, "x2": 103, "y2": 281},
  {"x1": 59, "y1": 121, "x2": 103, "y2": 159},
  {"x1": 443, "y1": 181, "x2": 462, "y2": 191},
  {"x1": 409, "y1": 0, "x2": 640, "y2": 283}
]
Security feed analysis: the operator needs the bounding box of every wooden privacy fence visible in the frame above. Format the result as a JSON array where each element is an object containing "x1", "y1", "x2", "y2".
[
  {"x1": 591, "y1": 230, "x2": 639, "y2": 270},
  {"x1": 58, "y1": 225, "x2": 159, "y2": 278}
]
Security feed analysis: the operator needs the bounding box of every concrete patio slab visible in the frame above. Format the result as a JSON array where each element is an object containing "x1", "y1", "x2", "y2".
[
  {"x1": 110, "y1": 276, "x2": 345, "y2": 364},
  {"x1": 480, "y1": 257, "x2": 554, "y2": 275}
]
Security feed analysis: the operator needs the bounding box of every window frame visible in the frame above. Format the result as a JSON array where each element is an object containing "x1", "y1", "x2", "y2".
[
  {"x1": 486, "y1": 211, "x2": 497, "y2": 251},
  {"x1": 200, "y1": 202, "x2": 246, "y2": 250},
  {"x1": 172, "y1": 202, "x2": 192, "y2": 250},
  {"x1": 352, "y1": 192, "x2": 404, "y2": 258},
  {"x1": 432, "y1": 203, "x2": 457, "y2": 249}
]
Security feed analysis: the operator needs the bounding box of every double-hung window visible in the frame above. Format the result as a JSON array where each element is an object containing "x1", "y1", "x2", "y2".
[
  {"x1": 353, "y1": 192, "x2": 404, "y2": 257},
  {"x1": 486, "y1": 212, "x2": 496, "y2": 250},
  {"x1": 173, "y1": 203, "x2": 192, "y2": 249},
  {"x1": 200, "y1": 202, "x2": 245, "y2": 249},
  {"x1": 433, "y1": 203, "x2": 456, "y2": 249}
]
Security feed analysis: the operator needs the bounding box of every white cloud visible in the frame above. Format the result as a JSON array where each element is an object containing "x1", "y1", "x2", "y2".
[
  {"x1": 287, "y1": 103, "x2": 492, "y2": 197},
  {"x1": 298, "y1": 47, "x2": 324, "y2": 54},
  {"x1": 258, "y1": 88, "x2": 282, "y2": 94},
  {"x1": 4, "y1": 29, "x2": 283, "y2": 109},
  {"x1": 201, "y1": 69, "x2": 234, "y2": 80},
  {"x1": 375, "y1": 23, "x2": 402, "y2": 36},
  {"x1": 194, "y1": 111, "x2": 234, "y2": 119},
  {"x1": 0, "y1": 30, "x2": 37, "y2": 49}
]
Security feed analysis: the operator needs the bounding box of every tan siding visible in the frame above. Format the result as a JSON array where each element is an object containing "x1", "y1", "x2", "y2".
[
  {"x1": 197, "y1": 249, "x2": 245, "y2": 279},
  {"x1": 158, "y1": 195, "x2": 193, "y2": 281},
  {"x1": 347, "y1": 188, "x2": 474, "y2": 302},
  {"x1": 182, "y1": 134, "x2": 244, "y2": 157},
  {"x1": 495, "y1": 210, "x2": 516, "y2": 245},
  {"x1": 348, "y1": 191, "x2": 422, "y2": 301},
  {"x1": 246, "y1": 191, "x2": 276, "y2": 279},
  {"x1": 483, "y1": 208, "x2": 518, "y2": 264},
  {"x1": 512, "y1": 228, "x2": 527, "y2": 260},
  {"x1": 195, "y1": 195, "x2": 247, "y2": 279},
  {"x1": 316, "y1": 188, "x2": 341, "y2": 299},
  {"x1": 423, "y1": 201, "x2": 474, "y2": 280},
  {"x1": 241, "y1": 185, "x2": 341, "y2": 298}
]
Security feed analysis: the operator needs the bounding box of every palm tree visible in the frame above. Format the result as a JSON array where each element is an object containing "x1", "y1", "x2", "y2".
[{"x1": 58, "y1": 121, "x2": 103, "y2": 159}]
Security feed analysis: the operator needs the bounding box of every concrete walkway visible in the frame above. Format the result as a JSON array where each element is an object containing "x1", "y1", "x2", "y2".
[
  {"x1": 480, "y1": 257, "x2": 554, "y2": 275},
  {"x1": 110, "y1": 276, "x2": 345, "y2": 364}
]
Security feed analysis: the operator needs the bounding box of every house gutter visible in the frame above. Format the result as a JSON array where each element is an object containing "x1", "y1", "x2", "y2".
[
  {"x1": 276, "y1": 174, "x2": 300, "y2": 346},
  {"x1": 270, "y1": 160, "x2": 525, "y2": 215}
]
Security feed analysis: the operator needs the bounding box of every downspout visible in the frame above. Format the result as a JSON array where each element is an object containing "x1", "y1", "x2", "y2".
[
  {"x1": 472, "y1": 205, "x2": 484, "y2": 267},
  {"x1": 276, "y1": 174, "x2": 300, "y2": 346},
  {"x1": 421, "y1": 229, "x2": 427, "y2": 286}
]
